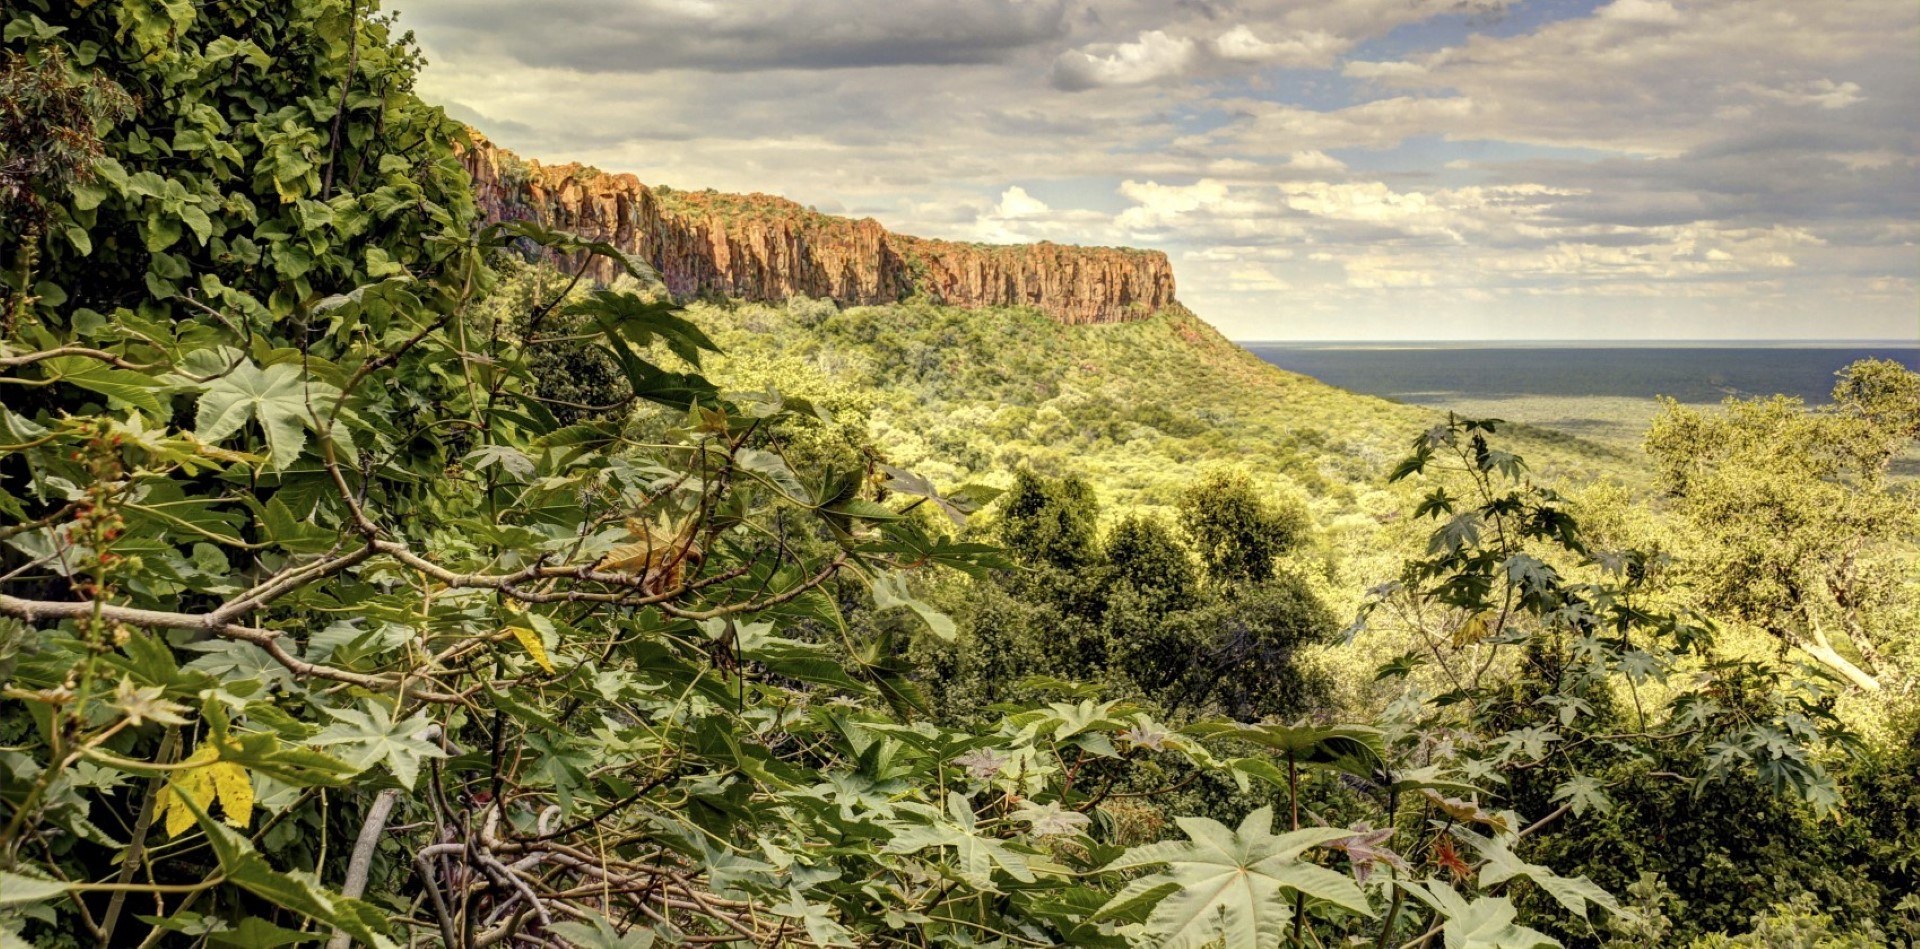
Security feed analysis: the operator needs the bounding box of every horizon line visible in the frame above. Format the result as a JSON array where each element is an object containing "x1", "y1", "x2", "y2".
[{"x1": 1232, "y1": 338, "x2": 1920, "y2": 347}]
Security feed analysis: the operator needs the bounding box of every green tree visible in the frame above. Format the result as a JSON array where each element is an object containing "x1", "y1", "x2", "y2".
[
  {"x1": 1102, "y1": 513, "x2": 1199, "y2": 616},
  {"x1": 999, "y1": 467, "x2": 1102, "y2": 572},
  {"x1": 1178, "y1": 468, "x2": 1309, "y2": 591},
  {"x1": 1646, "y1": 360, "x2": 1920, "y2": 691}
]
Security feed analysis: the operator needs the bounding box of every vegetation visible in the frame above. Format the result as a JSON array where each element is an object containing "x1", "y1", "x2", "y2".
[
  {"x1": 1647, "y1": 361, "x2": 1919, "y2": 690},
  {"x1": 0, "y1": 3, "x2": 1915, "y2": 948}
]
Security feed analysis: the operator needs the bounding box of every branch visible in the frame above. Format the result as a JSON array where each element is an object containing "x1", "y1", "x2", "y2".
[
  {"x1": 0, "y1": 346, "x2": 153, "y2": 371},
  {"x1": 0, "y1": 593, "x2": 462, "y2": 703},
  {"x1": 327, "y1": 788, "x2": 401, "y2": 949}
]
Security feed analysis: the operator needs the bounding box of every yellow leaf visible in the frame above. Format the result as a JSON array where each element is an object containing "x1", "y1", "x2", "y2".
[
  {"x1": 156, "y1": 747, "x2": 253, "y2": 836},
  {"x1": 604, "y1": 518, "x2": 701, "y2": 570},
  {"x1": 1451, "y1": 613, "x2": 1492, "y2": 647},
  {"x1": 159, "y1": 760, "x2": 215, "y2": 838},
  {"x1": 598, "y1": 540, "x2": 662, "y2": 575},
  {"x1": 507, "y1": 625, "x2": 555, "y2": 674},
  {"x1": 206, "y1": 761, "x2": 253, "y2": 829}
]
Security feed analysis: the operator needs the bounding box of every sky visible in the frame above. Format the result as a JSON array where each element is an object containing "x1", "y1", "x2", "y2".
[{"x1": 390, "y1": 0, "x2": 1919, "y2": 341}]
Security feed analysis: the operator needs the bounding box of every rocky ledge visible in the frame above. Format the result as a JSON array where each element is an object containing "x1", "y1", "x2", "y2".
[{"x1": 461, "y1": 135, "x2": 1176, "y2": 325}]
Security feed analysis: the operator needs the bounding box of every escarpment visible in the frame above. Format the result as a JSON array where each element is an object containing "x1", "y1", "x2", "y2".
[{"x1": 461, "y1": 136, "x2": 1176, "y2": 325}]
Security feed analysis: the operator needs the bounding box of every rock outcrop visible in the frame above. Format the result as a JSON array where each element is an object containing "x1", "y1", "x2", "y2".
[{"x1": 461, "y1": 136, "x2": 1175, "y2": 325}]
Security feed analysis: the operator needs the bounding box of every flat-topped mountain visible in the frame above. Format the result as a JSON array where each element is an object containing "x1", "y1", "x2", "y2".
[{"x1": 461, "y1": 134, "x2": 1176, "y2": 324}]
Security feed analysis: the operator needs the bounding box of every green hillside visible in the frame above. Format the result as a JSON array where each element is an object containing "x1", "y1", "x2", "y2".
[
  {"x1": 696, "y1": 297, "x2": 1642, "y2": 509},
  {"x1": 684, "y1": 295, "x2": 1646, "y2": 601}
]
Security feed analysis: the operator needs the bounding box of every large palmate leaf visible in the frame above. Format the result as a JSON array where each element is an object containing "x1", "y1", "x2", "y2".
[
  {"x1": 870, "y1": 571, "x2": 955, "y2": 640},
  {"x1": 194, "y1": 360, "x2": 337, "y2": 470},
  {"x1": 1452, "y1": 826, "x2": 1619, "y2": 920},
  {"x1": 1183, "y1": 721, "x2": 1387, "y2": 777},
  {"x1": 38, "y1": 355, "x2": 170, "y2": 416},
  {"x1": 1097, "y1": 807, "x2": 1371, "y2": 948},
  {"x1": 1408, "y1": 883, "x2": 1559, "y2": 949},
  {"x1": 0, "y1": 871, "x2": 69, "y2": 907},
  {"x1": 548, "y1": 913, "x2": 657, "y2": 949},
  {"x1": 883, "y1": 793, "x2": 1037, "y2": 890},
  {"x1": 309, "y1": 704, "x2": 444, "y2": 789}
]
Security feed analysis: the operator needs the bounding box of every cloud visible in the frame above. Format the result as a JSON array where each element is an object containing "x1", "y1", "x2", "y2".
[
  {"x1": 390, "y1": 0, "x2": 1918, "y2": 340},
  {"x1": 1597, "y1": 0, "x2": 1683, "y2": 25},
  {"x1": 1050, "y1": 29, "x2": 1199, "y2": 90},
  {"x1": 1050, "y1": 22, "x2": 1346, "y2": 90},
  {"x1": 963, "y1": 185, "x2": 1113, "y2": 243},
  {"x1": 1212, "y1": 25, "x2": 1342, "y2": 68},
  {"x1": 396, "y1": 0, "x2": 1070, "y2": 73},
  {"x1": 1285, "y1": 150, "x2": 1347, "y2": 173},
  {"x1": 1338, "y1": 0, "x2": 1914, "y2": 156},
  {"x1": 1187, "y1": 96, "x2": 1477, "y2": 154},
  {"x1": 994, "y1": 186, "x2": 1052, "y2": 218},
  {"x1": 1735, "y1": 79, "x2": 1866, "y2": 110}
]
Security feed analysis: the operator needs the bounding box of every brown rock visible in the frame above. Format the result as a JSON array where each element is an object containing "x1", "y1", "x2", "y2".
[{"x1": 461, "y1": 135, "x2": 1175, "y2": 324}]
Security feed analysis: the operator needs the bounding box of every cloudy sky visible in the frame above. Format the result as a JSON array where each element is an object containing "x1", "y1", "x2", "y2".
[{"x1": 392, "y1": 0, "x2": 1917, "y2": 341}]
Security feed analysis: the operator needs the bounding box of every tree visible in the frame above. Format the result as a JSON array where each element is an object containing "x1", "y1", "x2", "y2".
[
  {"x1": 1102, "y1": 513, "x2": 1200, "y2": 616},
  {"x1": 998, "y1": 467, "x2": 1102, "y2": 573},
  {"x1": 1646, "y1": 361, "x2": 1920, "y2": 691},
  {"x1": 1177, "y1": 468, "x2": 1309, "y2": 591}
]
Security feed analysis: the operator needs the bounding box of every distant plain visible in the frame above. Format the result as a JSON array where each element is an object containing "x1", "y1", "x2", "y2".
[{"x1": 1243, "y1": 342, "x2": 1920, "y2": 455}]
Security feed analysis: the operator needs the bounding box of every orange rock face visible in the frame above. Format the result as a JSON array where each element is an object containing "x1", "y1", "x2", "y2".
[{"x1": 461, "y1": 137, "x2": 1175, "y2": 325}]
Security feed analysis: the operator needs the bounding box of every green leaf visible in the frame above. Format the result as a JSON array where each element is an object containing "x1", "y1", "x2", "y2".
[
  {"x1": 0, "y1": 871, "x2": 69, "y2": 907},
  {"x1": 1098, "y1": 807, "x2": 1371, "y2": 948},
  {"x1": 195, "y1": 360, "x2": 337, "y2": 471},
  {"x1": 1407, "y1": 884, "x2": 1558, "y2": 949},
  {"x1": 208, "y1": 916, "x2": 322, "y2": 948},
  {"x1": 309, "y1": 704, "x2": 445, "y2": 790},
  {"x1": 549, "y1": 914, "x2": 656, "y2": 948},
  {"x1": 260, "y1": 495, "x2": 338, "y2": 553},
  {"x1": 39, "y1": 356, "x2": 168, "y2": 416},
  {"x1": 1182, "y1": 721, "x2": 1386, "y2": 777},
  {"x1": 1454, "y1": 826, "x2": 1619, "y2": 920},
  {"x1": 870, "y1": 571, "x2": 955, "y2": 640},
  {"x1": 883, "y1": 793, "x2": 1036, "y2": 890},
  {"x1": 179, "y1": 203, "x2": 214, "y2": 244},
  {"x1": 144, "y1": 214, "x2": 183, "y2": 251},
  {"x1": 177, "y1": 794, "x2": 394, "y2": 948},
  {"x1": 770, "y1": 888, "x2": 856, "y2": 947}
]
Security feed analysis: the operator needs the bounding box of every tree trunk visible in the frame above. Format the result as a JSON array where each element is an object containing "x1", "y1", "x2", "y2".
[{"x1": 1797, "y1": 633, "x2": 1881, "y2": 691}]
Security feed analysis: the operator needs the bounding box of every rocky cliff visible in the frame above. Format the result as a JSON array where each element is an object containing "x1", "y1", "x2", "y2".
[{"x1": 461, "y1": 136, "x2": 1176, "y2": 325}]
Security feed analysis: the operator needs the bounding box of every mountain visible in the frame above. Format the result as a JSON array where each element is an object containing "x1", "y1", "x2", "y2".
[
  {"x1": 461, "y1": 134, "x2": 1174, "y2": 325},
  {"x1": 467, "y1": 132, "x2": 1640, "y2": 536}
]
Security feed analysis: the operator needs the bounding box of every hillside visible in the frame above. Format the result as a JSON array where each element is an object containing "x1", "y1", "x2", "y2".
[
  {"x1": 696, "y1": 297, "x2": 1640, "y2": 495},
  {"x1": 675, "y1": 294, "x2": 1645, "y2": 601}
]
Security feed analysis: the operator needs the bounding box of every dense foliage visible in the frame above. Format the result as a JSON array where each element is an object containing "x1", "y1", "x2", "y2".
[{"x1": 1, "y1": 3, "x2": 1915, "y2": 948}]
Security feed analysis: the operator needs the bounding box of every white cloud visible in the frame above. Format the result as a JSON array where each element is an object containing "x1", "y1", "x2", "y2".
[
  {"x1": 994, "y1": 186, "x2": 1051, "y2": 218},
  {"x1": 1051, "y1": 21, "x2": 1353, "y2": 91},
  {"x1": 1213, "y1": 25, "x2": 1343, "y2": 68},
  {"x1": 398, "y1": 0, "x2": 1069, "y2": 73},
  {"x1": 1286, "y1": 150, "x2": 1348, "y2": 173},
  {"x1": 1050, "y1": 30, "x2": 1199, "y2": 91},
  {"x1": 1227, "y1": 264, "x2": 1294, "y2": 291},
  {"x1": 1597, "y1": 0, "x2": 1683, "y2": 25},
  {"x1": 1338, "y1": 0, "x2": 1914, "y2": 155},
  {"x1": 1736, "y1": 78, "x2": 1866, "y2": 110}
]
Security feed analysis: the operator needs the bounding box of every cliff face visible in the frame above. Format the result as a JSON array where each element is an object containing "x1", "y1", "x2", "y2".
[{"x1": 461, "y1": 137, "x2": 1175, "y2": 325}]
